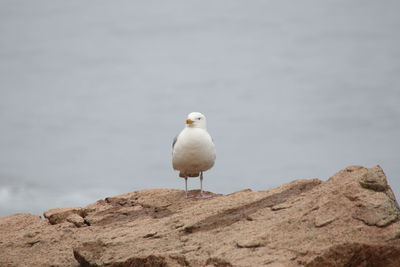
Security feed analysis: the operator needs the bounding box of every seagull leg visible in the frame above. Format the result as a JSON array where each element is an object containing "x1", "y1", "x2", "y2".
[
  {"x1": 200, "y1": 172, "x2": 203, "y2": 196},
  {"x1": 185, "y1": 177, "x2": 188, "y2": 198},
  {"x1": 196, "y1": 172, "x2": 212, "y2": 199}
]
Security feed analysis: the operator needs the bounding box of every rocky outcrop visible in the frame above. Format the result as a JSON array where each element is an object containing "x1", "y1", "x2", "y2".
[{"x1": 1, "y1": 165, "x2": 400, "y2": 266}]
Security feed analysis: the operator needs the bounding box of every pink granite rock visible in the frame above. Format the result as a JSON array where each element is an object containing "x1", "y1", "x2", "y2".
[{"x1": 0, "y1": 165, "x2": 399, "y2": 266}]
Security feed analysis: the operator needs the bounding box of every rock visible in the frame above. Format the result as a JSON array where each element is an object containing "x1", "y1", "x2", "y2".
[
  {"x1": 143, "y1": 231, "x2": 159, "y2": 238},
  {"x1": 73, "y1": 240, "x2": 189, "y2": 267},
  {"x1": 43, "y1": 207, "x2": 85, "y2": 226},
  {"x1": 1, "y1": 166, "x2": 400, "y2": 266},
  {"x1": 204, "y1": 257, "x2": 233, "y2": 267},
  {"x1": 314, "y1": 214, "x2": 336, "y2": 228},
  {"x1": 271, "y1": 203, "x2": 292, "y2": 211},
  {"x1": 236, "y1": 240, "x2": 264, "y2": 248},
  {"x1": 352, "y1": 199, "x2": 399, "y2": 227},
  {"x1": 306, "y1": 243, "x2": 400, "y2": 267},
  {"x1": 358, "y1": 165, "x2": 388, "y2": 192},
  {"x1": 66, "y1": 213, "x2": 86, "y2": 228}
]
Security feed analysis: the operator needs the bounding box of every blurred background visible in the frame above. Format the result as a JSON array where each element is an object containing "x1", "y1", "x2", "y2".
[{"x1": 1, "y1": 0, "x2": 399, "y2": 215}]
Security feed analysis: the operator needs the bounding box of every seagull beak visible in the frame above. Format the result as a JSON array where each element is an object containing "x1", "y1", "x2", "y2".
[{"x1": 186, "y1": 118, "x2": 194, "y2": 125}]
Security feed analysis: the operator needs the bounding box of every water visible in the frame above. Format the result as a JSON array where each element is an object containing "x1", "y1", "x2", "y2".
[{"x1": 1, "y1": 0, "x2": 399, "y2": 215}]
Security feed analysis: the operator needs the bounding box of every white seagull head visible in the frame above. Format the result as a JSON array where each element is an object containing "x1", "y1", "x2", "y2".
[{"x1": 185, "y1": 112, "x2": 207, "y2": 129}]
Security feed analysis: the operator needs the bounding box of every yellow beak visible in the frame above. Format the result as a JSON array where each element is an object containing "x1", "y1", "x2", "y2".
[{"x1": 186, "y1": 118, "x2": 194, "y2": 124}]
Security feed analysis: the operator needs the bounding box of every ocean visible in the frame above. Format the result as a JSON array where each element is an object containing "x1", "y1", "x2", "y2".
[{"x1": 1, "y1": 0, "x2": 399, "y2": 215}]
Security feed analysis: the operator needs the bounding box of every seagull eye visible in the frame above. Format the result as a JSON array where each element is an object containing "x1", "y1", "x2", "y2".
[{"x1": 197, "y1": 118, "x2": 201, "y2": 120}]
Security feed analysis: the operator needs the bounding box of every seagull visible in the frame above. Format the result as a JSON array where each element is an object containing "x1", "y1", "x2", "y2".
[{"x1": 172, "y1": 112, "x2": 216, "y2": 198}]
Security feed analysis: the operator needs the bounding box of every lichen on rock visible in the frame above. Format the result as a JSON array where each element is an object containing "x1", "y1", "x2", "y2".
[{"x1": 358, "y1": 165, "x2": 388, "y2": 192}]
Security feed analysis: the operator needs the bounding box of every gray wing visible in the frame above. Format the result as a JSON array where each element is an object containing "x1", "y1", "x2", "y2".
[{"x1": 172, "y1": 134, "x2": 178, "y2": 149}]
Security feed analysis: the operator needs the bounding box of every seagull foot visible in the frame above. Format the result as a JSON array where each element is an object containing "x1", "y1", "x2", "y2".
[
  {"x1": 181, "y1": 193, "x2": 195, "y2": 199},
  {"x1": 196, "y1": 194, "x2": 213, "y2": 199}
]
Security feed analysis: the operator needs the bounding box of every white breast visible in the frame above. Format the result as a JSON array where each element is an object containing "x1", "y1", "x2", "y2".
[{"x1": 172, "y1": 128, "x2": 216, "y2": 174}]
